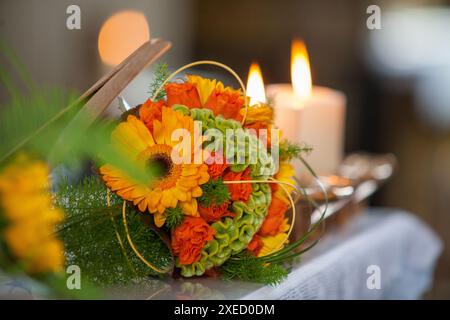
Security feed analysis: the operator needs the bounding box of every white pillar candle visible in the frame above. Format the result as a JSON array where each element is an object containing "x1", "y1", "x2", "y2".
[
  {"x1": 267, "y1": 84, "x2": 346, "y2": 177},
  {"x1": 265, "y1": 39, "x2": 347, "y2": 178}
]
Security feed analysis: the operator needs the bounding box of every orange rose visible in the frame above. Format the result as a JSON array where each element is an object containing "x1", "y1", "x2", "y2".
[
  {"x1": 258, "y1": 196, "x2": 289, "y2": 237},
  {"x1": 139, "y1": 99, "x2": 164, "y2": 132},
  {"x1": 199, "y1": 201, "x2": 234, "y2": 223},
  {"x1": 165, "y1": 82, "x2": 201, "y2": 109},
  {"x1": 223, "y1": 168, "x2": 253, "y2": 202},
  {"x1": 171, "y1": 216, "x2": 215, "y2": 265},
  {"x1": 247, "y1": 234, "x2": 263, "y2": 256},
  {"x1": 204, "y1": 88, "x2": 244, "y2": 121}
]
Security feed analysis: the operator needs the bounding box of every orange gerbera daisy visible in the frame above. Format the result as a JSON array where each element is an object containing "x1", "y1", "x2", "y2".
[{"x1": 100, "y1": 107, "x2": 210, "y2": 227}]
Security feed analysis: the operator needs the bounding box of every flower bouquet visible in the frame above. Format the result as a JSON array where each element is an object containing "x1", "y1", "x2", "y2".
[
  {"x1": 59, "y1": 61, "x2": 321, "y2": 285},
  {"x1": 0, "y1": 47, "x2": 323, "y2": 291}
]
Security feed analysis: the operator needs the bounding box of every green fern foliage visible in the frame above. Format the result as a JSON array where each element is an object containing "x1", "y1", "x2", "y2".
[
  {"x1": 56, "y1": 176, "x2": 173, "y2": 285},
  {"x1": 165, "y1": 206, "x2": 185, "y2": 229},
  {"x1": 221, "y1": 253, "x2": 289, "y2": 286},
  {"x1": 279, "y1": 139, "x2": 313, "y2": 162},
  {"x1": 148, "y1": 63, "x2": 170, "y2": 101},
  {"x1": 198, "y1": 178, "x2": 230, "y2": 207}
]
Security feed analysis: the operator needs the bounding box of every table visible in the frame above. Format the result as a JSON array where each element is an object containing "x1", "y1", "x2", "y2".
[
  {"x1": 1, "y1": 208, "x2": 442, "y2": 300},
  {"x1": 108, "y1": 208, "x2": 442, "y2": 300}
]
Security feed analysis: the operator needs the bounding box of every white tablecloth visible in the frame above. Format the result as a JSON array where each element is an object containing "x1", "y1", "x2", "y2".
[
  {"x1": 242, "y1": 208, "x2": 443, "y2": 299},
  {"x1": 1, "y1": 208, "x2": 442, "y2": 300},
  {"x1": 105, "y1": 207, "x2": 442, "y2": 300}
]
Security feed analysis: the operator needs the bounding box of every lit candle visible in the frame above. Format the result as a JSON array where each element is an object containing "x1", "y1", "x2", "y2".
[
  {"x1": 266, "y1": 39, "x2": 346, "y2": 177},
  {"x1": 246, "y1": 62, "x2": 267, "y2": 106}
]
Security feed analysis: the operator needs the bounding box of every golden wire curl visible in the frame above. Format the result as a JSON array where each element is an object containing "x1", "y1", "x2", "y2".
[{"x1": 151, "y1": 60, "x2": 249, "y2": 126}]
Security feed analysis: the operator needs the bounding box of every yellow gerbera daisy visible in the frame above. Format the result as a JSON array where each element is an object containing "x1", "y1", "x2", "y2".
[
  {"x1": 0, "y1": 154, "x2": 65, "y2": 273},
  {"x1": 100, "y1": 107, "x2": 209, "y2": 227}
]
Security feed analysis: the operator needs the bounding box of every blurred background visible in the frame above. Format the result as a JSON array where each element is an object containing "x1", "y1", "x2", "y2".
[{"x1": 0, "y1": 0, "x2": 449, "y2": 298}]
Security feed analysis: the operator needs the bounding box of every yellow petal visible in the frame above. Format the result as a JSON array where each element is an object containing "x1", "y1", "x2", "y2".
[
  {"x1": 152, "y1": 120, "x2": 165, "y2": 145},
  {"x1": 176, "y1": 189, "x2": 188, "y2": 202},
  {"x1": 187, "y1": 75, "x2": 217, "y2": 106},
  {"x1": 181, "y1": 165, "x2": 199, "y2": 177},
  {"x1": 154, "y1": 211, "x2": 166, "y2": 227},
  {"x1": 137, "y1": 199, "x2": 148, "y2": 212},
  {"x1": 191, "y1": 186, "x2": 202, "y2": 198},
  {"x1": 148, "y1": 190, "x2": 162, "y2": 208},
  {"x1": 159, "y1": 191, "x2": 170, "y2": 207},
  {"x1": 129, "y1": 115, "x2": 155, "y2": 146},
  {"x1": 180, "y1": 199, "x2": 199, "y2": 217},
  {"x1": 198, "y1": 167, "x2": 210, "y2": 184},
  {"x1": 111, "y1": 115, "x2": 153, "y2": 158},
  {"x1": 257, "y1": 233, "x2": 288, "y2": 257}
]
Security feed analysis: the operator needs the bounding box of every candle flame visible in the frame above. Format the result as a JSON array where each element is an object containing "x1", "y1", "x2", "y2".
[
  {"x1": 246, "y1": 62, "x2": 267, "y2": 106},
  {"x1": 291, "y1": 39, "x2": 312, "y2": 101},
  {"x1": 98, "y1": 10, "x2": 150, "y2": 66}
]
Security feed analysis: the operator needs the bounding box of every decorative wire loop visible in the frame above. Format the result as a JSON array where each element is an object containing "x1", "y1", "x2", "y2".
[
  {"x1": 107, "y1": 174, "x2": 326, "y2": 270},
  {"x1": 106, "y1": 190, "x2": 138, "y2": 276},
  {"x1": 223, "y1": 164, "x2": 329, "y2": 257},
  {"x1": 121, "y1": 200, "x2": 168, "y2": 273},
  {"x1": 106, "y1": 189, "x2": 167, "y2": 274},
  {"x1": 151, "y1": 60, "x2": 249, "y2": 126}
]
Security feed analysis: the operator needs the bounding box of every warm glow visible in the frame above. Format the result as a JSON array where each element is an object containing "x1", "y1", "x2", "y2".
[
  {"x1": 291, "y1": 39, "x2": 312, "y2": 101},
  {"x1": 246, "y1": 62, "x2": 267, "y2": 106},
  {"x1": 98, "y1": 10, "x2": 150, "y2": 66}
]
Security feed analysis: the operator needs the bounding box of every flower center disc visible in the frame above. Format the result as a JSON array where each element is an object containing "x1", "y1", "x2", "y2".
[
  {"x1": 149, "y1": 153, "x2": 172, "y2": 179},
  {"x1": 140, "y1": 144, "x2": 182, "y2": 190}
]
